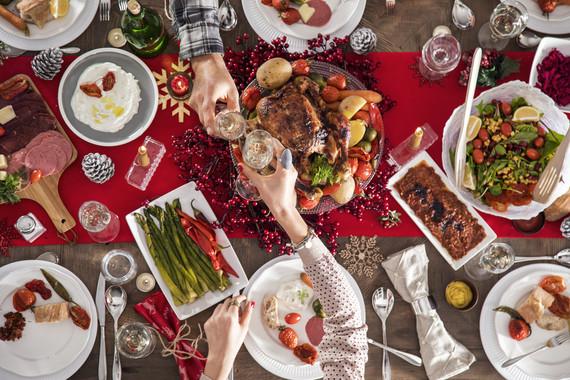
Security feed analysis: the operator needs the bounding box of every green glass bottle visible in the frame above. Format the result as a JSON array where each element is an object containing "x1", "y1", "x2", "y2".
[{"x1": 121, "y1": 0, "x2": 168, "y2": 58}]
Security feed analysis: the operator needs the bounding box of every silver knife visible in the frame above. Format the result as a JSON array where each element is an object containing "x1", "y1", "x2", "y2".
[{"x1": 96, "y1": 273, "x2": 107, "y2": 380}]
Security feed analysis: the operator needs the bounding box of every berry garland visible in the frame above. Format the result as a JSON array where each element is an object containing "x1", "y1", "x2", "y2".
[
  {"x1": 458, "y1": 49, "x2": 520, "y2": 87},
  {"x1": 0, "y1": 219, "x2": 19, "y2": 257},
  {"x1": 172, "y1": 35, "x2": 398, "y2": 255}
]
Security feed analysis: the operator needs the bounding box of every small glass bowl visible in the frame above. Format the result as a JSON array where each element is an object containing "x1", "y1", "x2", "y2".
[
  {"x1": 117, "y1": 322, "x2": 156, "y2": 359},
  {"x1": 101, "y1": 249, "x2": 137, "y2": 285}
]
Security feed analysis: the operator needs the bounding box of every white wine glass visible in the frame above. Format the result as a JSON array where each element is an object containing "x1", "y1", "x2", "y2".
[
  {"x1": 235, "y1": 129, "x2": 274, "y2": 201},
  {"x1": 464, "y1": 243, "x2": 516, "y2": 281},
  {"x1": 478, "y1": 0, "x2": 528, "y2": 51},
  {"x1": 215, "y1": 109, "x2": 246, "y2": 141}
]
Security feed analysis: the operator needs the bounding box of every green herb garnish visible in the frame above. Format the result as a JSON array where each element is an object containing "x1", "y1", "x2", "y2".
[
  {"x1": 0, "y1": 173, "x2": 22, "y2": 204},
  {"x1": 309, "y1": 154, "x2": 338, "y2": 186}
]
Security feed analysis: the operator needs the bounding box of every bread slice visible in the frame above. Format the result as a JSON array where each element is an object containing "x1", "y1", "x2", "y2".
[{"x1": 516, "y1": 287, "x2": 555, "y2": 324}]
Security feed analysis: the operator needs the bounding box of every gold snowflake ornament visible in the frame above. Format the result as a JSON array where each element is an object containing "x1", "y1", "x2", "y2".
[
  {"x1": 339, "y1": 236, "x2": 384, "y2": 278},
  {"x1": 153, "y1": 58, "x2": 192, "y2": 123}
]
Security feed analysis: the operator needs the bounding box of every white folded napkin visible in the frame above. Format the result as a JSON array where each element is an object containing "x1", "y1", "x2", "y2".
[{"x1": 381, "y1": 244, "x2": 476, "y2": 380}]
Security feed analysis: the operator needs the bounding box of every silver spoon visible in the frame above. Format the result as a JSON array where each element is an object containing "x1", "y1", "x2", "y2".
[
  {"x1": 514, "y1": 249, "x2": 570, "y2": 265},
  {"x1": 452, "y1": 0, "x2": 476, "y2": 30},
  {"x1": 218, "y1": 0, "x2": 238, "y2": 32},
  {"x1": 516, "y1": 29, "x2": 542, "y2": 48},
  {"x1": 373, "y1": 288, "x2": 395, "y2": 380},
  {"x1": 106, "y1": 286, "x2": 127, "y2": 380}
]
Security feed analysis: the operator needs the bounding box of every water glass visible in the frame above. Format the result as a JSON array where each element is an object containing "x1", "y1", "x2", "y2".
[
  {"x1": 215, "y1": 109, "x2": 246, "y2": 141},
  {"x1": 78, "y1": 201, "x2": 120, "y2": 243},
  {"x1": 236, "y1": 130, "x2": 274, "y2": 201},
  {"x1": 478, "y1": 0, "x2": 528, "y2": 51},
  {"x1": 418, "y1": 34, "x2": 461, "y2": 81},
  {"x1": 117, "y1": 322, "x2": 156, "y2": 359},
  {"x1": 101, "y1": 249, "x2": 137, "y2": 285},
  {"x1": 464, "y1": 243, "x2": 516, "y2": 281}
]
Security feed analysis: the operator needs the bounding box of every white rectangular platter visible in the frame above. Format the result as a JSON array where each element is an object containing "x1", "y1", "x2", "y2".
[
  {"x1": 387, "y1": 151, "x2": 497, "y2": 270},
  {"x1": 126, "y1": 181, "x2": 249, "y2": 320}
]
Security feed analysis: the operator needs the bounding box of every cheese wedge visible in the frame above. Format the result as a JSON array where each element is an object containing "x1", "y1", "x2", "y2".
[
  {"x1": 299, "y1": 4, "x2": 315, "y2": 23},
  {"x1": 0, "y1": 105, "x2": 16, "y2": 125}
]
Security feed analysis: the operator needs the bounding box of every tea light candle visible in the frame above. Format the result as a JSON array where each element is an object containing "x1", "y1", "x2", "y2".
[
  {"x1": 108, "y1": 28, "x2": 127, "y2": 48},
  {"x1": 167, "y1": 72, "x2": 192, "y2": 100},
  {"x1": 136, "y1": 273, "x2": 156, "y2": 292}
]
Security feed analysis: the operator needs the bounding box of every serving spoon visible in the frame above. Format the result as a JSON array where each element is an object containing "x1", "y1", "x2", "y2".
[
  {"x1": 106, "y1": 286, "x2": 127, "y2": 380},
  {"x1": 513, "y1": 249, "x2": 570, "y2": 265},
  {"x1": 373, "y1": 288, "x2": 395, "y2": 380}
]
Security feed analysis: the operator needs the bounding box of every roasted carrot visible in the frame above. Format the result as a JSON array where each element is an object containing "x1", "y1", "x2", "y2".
[
  {"x1": 0, "y1": 6, "x2": 29, "y2": 36},
  {"x1": 338, "y1": 90, "x2": 382, "y2": 104}
]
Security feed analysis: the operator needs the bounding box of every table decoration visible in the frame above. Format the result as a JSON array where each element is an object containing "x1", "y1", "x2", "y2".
[
  {"x1": 338, "y1": 236, "x2": 383, "y2": 278},
  {"x1": 0, "y1": 218, "x2": 18, "y2": 256},
  {"x1": 458, "y1": 49, "x2": 520, "y2": 87},
  {"x1": 108, "y1": 28, "x2": 127, "y2": 48},
  {"x1": 134, "y1": 291, "x2": 206, "y2": 380},
  {"x1": 31, "y1": 48, "x2": 64, "y2": 80},
  {"x1": 153, "y1": 58, "x2": 193, "y2": 123},
  {"x1": 350, "y1": 27, "x2": 377, "y2": 55},
  {"x1": 562, "y1": 216, "x2": 570, "y2": 238},
  {"x1": 81, "y1": 153, "x2": 115, "y2": 184},
  {"x1": 125, "y1": 136, "x2": 166, "y2": 190},
  {"x1": 382, "y1": 244, "x2": 476, "y2": 380}
]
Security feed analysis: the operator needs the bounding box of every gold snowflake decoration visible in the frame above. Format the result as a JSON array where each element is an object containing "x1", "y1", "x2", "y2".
[
  {"x1": 339, "y1": 236, "x2": 384, "y2": 278},
  {"x1": 153, "y1": 58, "x2": 192, "y2": 123}
]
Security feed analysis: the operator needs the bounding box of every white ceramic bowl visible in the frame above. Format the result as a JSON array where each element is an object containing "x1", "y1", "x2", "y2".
[{"x1": 442, "y1": 80, "x2": 570, "y2": 220}]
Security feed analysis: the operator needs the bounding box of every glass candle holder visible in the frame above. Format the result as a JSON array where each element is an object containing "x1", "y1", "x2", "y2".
[
  {"x1": 418, "y1": 34, "x2": 461, "y2": 81},
  {"x1": 102, "y1": 249, "x2": 138, "y2": 285},
  {"x1": 78, "y1": 201, "x2": 120, "y2": 243}
]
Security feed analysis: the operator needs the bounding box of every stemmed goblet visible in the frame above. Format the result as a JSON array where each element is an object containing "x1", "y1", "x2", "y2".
[
  {"x1": 478, "y1": 0, "x2": 528, "y2": 51},
  {"x1": 235, "y1": 129, "x2": 274, "y2": 201}
]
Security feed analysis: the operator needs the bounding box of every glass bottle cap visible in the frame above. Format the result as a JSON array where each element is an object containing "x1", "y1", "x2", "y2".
[{"x1": 108, "y1": 28, "x2": 127, "y2": 48}]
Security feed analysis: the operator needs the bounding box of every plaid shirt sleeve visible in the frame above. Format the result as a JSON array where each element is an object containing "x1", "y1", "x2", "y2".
[{"x1": 169, "y1": 0, "x2": 224, "y2": 59}]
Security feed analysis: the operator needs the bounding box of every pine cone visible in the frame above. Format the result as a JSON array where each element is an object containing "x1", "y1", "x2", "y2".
[
  {"x1": 81, "y1": 153, "x2": 115, "y2": 184},
  {"x1": 562, "y1": 216, "x2": 570, "y2": 239},
  {"x1": 350, "y1": 28, "x2": 377, "y2": 55},
  {"x1": 31, "y1": 48, "x2": 64, "y2": 80}
]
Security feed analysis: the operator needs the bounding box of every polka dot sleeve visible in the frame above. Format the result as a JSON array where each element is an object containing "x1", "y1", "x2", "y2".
[{"x1": 300, "y1": 237, "x2": 368, "y2": 379}]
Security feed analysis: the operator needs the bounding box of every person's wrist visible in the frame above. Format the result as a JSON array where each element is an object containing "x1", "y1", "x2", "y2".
[
  {"x1": 271, "y1": 207, "x2": 308, "y2": 244},
  {"x1": 191, "y1": 54, "x2": 223, "y2": 73},
  {"x1": 203, "y1": 354, "x2": 232, "y2": 380}
]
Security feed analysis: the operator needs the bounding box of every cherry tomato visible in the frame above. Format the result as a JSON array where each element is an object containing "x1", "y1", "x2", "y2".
[
  {"x1": 280, "y1": 8, "x2": 300, "y2": 25},
  {"x1": 272, "y1": 0, "x2": 288, "y2": 11},
  {"x1": 478, "y1": 128, "x2": 490, "y2": 141},
  {"x1": 500, "y1": 122, "x2": 512, "y2": 137},
  {"x1": 472, "y1": 149, "x2": 485, "y2": 164},
  {"x1": 291, "y1": 59, "x2": 310, "y2": 76},
  {"x1": 12, "y1": 288, "x2": 36, "y2": 312},
  {"x1": 30, "y1": 169, "x2": 42, "y2": 184},
  {"x1": 508, "y1": 319, "x2": 531, "y2": 341},
  {"x1": 261, "y1": 0, "x2": 272, "y2": 5},
  {"x1": 354, "y1": 110, "x2": 370, "y2": 124},
  {"x1": 490, "y1": 200, "x2": 508, "y2": 212},
  {"x1": 348, "y1": 157, "x2": 359, "y2": 175},
  {"x1": 500, "y1": 102, "x2": 512, "y2": 116},
  {"x1": 293, "y1": 343, "x2": 318, "y2": 365},
  {"x1": 279, "y1": 327, "x2": 298, "y2": 349},
  {"x1": 299, "y1": 196, "x2": 319, "y2": 210},
  {"x1": 285, "y1": 313, "x2": 302, "y2": 325},
  {"x1": 472, "y1": 138, "x2": 483, "y2": 149},
  {"x1": 538, "y1": 126, "x2": 547, "y2": 137},
  {"x1": 321, "y1": 86, "x2": 340, "y2": 103},
  {"x1": 0, "y1": 127, "x2": 5, "y2": 137},
  {"x1": 533, "y1": 137, "x2": 545, "y2": 148},
  {"x1": 540, "y1": 275, "x2": 566, "y2": 294},
  {"x1": 322, "y1": 183, "x2": 341, "y2": 195},
  {"x1": 241, "y1": 87, "x2": 261, "y2": 111},
  {"x1": 326, "y1": 74, "x2": 347, "y2": 90},
  {"x1": 526, "y1": 148, "x2": 540, "y2": 160},
  {"x1": 354, "y1": 161, "x2": 372, "y2": 181}
]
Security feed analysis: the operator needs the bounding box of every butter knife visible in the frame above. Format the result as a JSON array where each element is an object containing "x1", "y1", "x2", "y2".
[{"x1": 96, "y1": 273, "x2": 107, "y2": 380}]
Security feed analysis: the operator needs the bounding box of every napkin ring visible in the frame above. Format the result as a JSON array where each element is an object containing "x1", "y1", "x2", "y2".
[{"x1": 411, "y1": 295, "x2": 437, "y2": 315}]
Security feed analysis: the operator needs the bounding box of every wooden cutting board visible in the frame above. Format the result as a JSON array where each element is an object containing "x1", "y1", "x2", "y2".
[{"x1": 4, "y1": 74, "x2": 78, "y2": 234}]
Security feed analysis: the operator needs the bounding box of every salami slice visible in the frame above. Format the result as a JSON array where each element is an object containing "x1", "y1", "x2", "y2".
[
  {"x1": 24, "y1": 144, "x2": 66, "y2": 176},
  {"x1": 26, "y1": 132, "x2": 72, "y2": 162},
  {"x1": 305, "y1": 316, "x2": 324, "y2": 346}
]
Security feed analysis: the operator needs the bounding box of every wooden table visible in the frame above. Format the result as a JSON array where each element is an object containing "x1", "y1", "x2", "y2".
[{"x1": 3, "y1": 0, "x2": 570, "y2": 379}]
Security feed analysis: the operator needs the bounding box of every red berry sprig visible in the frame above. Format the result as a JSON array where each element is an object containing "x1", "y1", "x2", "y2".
[{"x1": 0, "y1": 219, "x2": 19, "y2": 257}]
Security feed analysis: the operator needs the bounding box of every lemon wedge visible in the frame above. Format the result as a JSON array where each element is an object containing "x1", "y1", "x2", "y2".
[
  {"x1": 462, "y1": 164, "x2": 476, "y2": 190},
  {"x1": 50, "y1": 0, "x2": 70, "y2": 18},
  {"x1": 348, "y1": 119, "x2": 367, "y2": 147},
  {"x1": 513, "y1": 106, "x2": 541, "y2": 122},
  {"x1": 339, "y1": 96, "x2": 367, "y2": 120},
  {"x1": 466, "y1": 115, "x2": 482, "y2": 141}
]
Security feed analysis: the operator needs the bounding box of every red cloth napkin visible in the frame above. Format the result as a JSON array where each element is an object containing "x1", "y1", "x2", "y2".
[{"x1": 134, "y1": 291, "x2": 206, "y2": 380}]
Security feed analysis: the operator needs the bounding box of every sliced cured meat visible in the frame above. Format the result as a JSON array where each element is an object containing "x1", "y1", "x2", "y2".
[
  {"x1": 549, "y1": 293, "x2": 570, "y2": 319},
  {"x1": 26, "y1": 132, "x2": 72, "y2": 162},
  {"x1": 7, "y1": 149, "x2": 27, "y2": 174},
  {"x1": 24, "y1": 144, "x2": 66, "y2": 176},
  {"x1": 305, "y1": 316, "x2": 324, "y2": 346},
  {"x1": 305, "y1": 0, "x2": 332, "y2": 27}
]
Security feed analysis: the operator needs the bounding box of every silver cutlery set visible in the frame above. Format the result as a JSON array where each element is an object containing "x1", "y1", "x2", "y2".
[
  {"x1": 99, "y1": 0, "x2": 127, "y2": 22},
  {"x1": 97, "y1": 273, "x2": 128, "y2": 380}
]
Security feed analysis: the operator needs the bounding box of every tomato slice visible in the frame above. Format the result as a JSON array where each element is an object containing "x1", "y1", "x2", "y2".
[
  {"x1": 540, "y1": 275, "x2": 566, "y2": 294},
  {"x1": 322, "y1": 183, "x2": 341, "y2": 196}
]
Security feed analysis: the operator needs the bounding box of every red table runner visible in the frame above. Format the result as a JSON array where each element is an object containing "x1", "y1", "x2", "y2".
[{"x1": 0, "y1": 52, "x2": 567, "y2": 246}]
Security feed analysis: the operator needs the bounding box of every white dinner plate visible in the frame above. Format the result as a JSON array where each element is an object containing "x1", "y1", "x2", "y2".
[
  {"x1": 243, "y1": 255, "x2": 366, "y2": 380},
  {"x1": 480, "y1": 264, "x2": 570, "y2": 380},
  {"x1": 243, "y1": 0, "x2": 366, "y2": 52},
  {"x1": 0, "y1": 0, "x2": 98, "y2": 51},
  {"x1": 529, "y1": 37, "x2": 570, "y2": 114},
  {"x1": 126, "y1": 181, "x2": 249, "y2": 321},
  {"x1": 506, "y1": 0, "x2": 570, "y2": 35},
  {"x1": 0, "y1": 261, "x2": 97, "y2": 379},
  {"x1": 254, "y1": 0, "x2": 357, "y2": 40}
]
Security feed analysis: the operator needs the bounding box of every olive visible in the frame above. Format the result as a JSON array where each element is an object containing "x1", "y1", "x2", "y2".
[
  {"x1": 357, "y1": 140, "x2": 372, "y2": 153},
  {"x1": 363, "y1": 127, "x2": 378, "y2": 142}
]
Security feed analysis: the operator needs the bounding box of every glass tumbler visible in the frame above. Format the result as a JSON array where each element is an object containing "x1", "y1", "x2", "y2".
[
  {"x1": 101, "y1": 249, "x2": 138, "y2": 285},
  {"x1": 117, "y1": 322, "x2": 156, "y2": 359},
  {"x1": 78, "y1": 201, "x2": 120, "y2": 243},
  {"x1": 418, "y1": 34, "x2": 461, "y2": 81},
  {"x1": 215, "y1": 109, "x2": 247, "y2": 141},
  {"x1": 464, "y1": 243, "x2": 516, "y2": 281},
  {"x1": 235, "y1": 129, "x2": 275, "y2": 201},
  {"x1": 478, "y1": 0, "x2": 528, "y2": 51}
]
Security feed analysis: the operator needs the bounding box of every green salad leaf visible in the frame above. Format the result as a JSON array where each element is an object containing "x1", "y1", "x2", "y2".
[
  {"x1": 510, "y1": 96, "x2": 528, "y2": 111},
  {"x1": 0, "y1": 173, "x2": 22, "y2": 204}
]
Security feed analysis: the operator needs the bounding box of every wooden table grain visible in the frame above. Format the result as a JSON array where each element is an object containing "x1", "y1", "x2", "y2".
[{"x1": 4, "y1": 0, "x2": 570, "y2": 379}]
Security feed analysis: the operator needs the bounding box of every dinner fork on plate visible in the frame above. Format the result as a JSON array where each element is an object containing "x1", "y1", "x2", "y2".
[
  {"x1": 99, "y1": 0, "x2": 110, "y2": 21},
  {"x1": 118, "y1": 0, "x2": 128, "y2": 12},
  {"x1": 533, "y1": 129, "x2": 570, "y2": 203},
  {"x1": 386, "y1": 0, "x2": 396, "y2": 13},
  {"x1": 502, "y1": 332, "x2": 570, "y2": 368}
]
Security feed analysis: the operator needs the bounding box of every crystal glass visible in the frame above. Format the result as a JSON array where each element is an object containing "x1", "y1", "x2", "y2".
[
  {"x1": 464, "y1": 243, "x2": 516, "y2": 280},
  {"x1": 78, "y1": 201, "x2": 120, "y2": 243},
  {"x1": 418, "y1": 34, "x2": 461, "y2": 81},
  {"x1": 101, "y1": 249, "x2": 138, "y2": 285},
  {"x1": 236, "y1": 130, "x2": 274, "y2": 201},
  {"x1": 117, "y1": 322, "x2": 156, "y2": 359},
  {"x1": 215, "y1": 110, "x2": 246, "y2": 141},
  {"x1": 478, "y1": 0, "x2": 528, "y2": 51}
]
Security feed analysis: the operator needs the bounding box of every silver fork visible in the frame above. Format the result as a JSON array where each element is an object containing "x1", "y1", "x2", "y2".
[
  {"x1": 533, "y1": 128, "x2": 570, "y2": 203},
  {"x1": 502, "y1": 332, "x2": 570, "y2": 368},
  {"x1": 99, "y1": 0, "x2": 110, "y2": 21},
  {"x1": 386, "y1": 0, "x2": 395, "y2": 13},
  {"x1": 118, "y1": 0, "x2": 128, "y2": 12}
]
